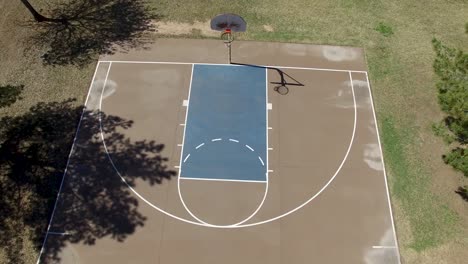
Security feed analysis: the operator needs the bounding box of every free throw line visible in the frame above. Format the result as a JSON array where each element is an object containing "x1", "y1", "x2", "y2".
[{"x1": 179, "y1": 177, "x2": 267, "y2": 183}]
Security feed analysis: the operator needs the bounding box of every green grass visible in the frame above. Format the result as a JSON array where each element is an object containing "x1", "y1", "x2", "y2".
[
  {"x1": 375, "y1": 22, "x2": 394, "y2": 37},
  {"x1": 381, "y1": 116, "x2": 459, "y2": 251},
  {"x1": 0, "y1": 2, "x2": 96, "y2": 263}
]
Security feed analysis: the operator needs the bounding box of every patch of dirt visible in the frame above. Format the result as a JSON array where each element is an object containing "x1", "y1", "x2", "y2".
[
  {"x1": 263, "y1": 25, "x2": 274, "y2": 32},
  {"x1": 431, "y1": 161, "x2": 468, "y2": 220},
  {"x1": 420, "y1": 121, "x2": 468, "y2": 224},
  {"x1": 403, "y1": 239, "x2": 468, "y2": 264},
  {"x1": 391, "y1": 194, "x2": 414, "y2": 259},
  {"x1": 393, "y1": 193, "x2": 467, "y2": 264},
  {"x1": 154, "y1": 20, "x2": 218, "y2": 37}
]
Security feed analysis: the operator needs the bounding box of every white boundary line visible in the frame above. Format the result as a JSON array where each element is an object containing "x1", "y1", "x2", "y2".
[
  {"x1": 35, "y1": 61, "x2": 103, "y2": 264},
  {"x1": 175, "y1": 64, "x2": 202, "y2": 223},
  {"x1": 180, "y1": 177, "x2": 267, "y2": 183},
  {"x1": 265, "y1": 68, "x2": 269, "y2": 178},
  {"x1": 365, "y1": 72, "x2": 402, "y2": 264},
  {"x1": 98, "y1": 60, "x2": 367, "y2": 73},
  {"x1": 98, "y1": 66, "x2": 356, "y2": 229}
]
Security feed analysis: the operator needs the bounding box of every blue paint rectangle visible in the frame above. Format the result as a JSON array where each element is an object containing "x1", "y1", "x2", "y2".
[{"x1": 180, "y1": 64, "x2": 267, "y2": 182}]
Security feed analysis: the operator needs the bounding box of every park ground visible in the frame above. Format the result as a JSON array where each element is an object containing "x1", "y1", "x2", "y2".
[{"x1": 0, "y1": 0, "x2": 467, "y2": 263}]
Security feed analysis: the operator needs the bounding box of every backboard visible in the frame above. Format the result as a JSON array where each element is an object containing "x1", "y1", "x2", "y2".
[{"x1": 210, "y1": 13, "x2": 247, "y2": 32}]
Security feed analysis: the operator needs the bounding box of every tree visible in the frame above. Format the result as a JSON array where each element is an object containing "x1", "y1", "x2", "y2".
[
  {"x1": 432, "y1": 24, "x2": 468, "y2": 200},
  {"x1": 19, "y1": 0, "x2": 66, "y2": 23},
  {"x1": 0, "y1": 99, "x2": 176, "y2": 263},
  {"x1": 21, "y1": 0, "x2": 158, "y2": 66}
]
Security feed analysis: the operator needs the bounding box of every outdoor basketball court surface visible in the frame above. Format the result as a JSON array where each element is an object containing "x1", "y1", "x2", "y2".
[{"x1": 37, "y1": 39, "x2": 401, "y2": 264}]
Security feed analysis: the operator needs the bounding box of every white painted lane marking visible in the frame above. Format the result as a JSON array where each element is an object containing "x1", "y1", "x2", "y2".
[
  {"x1": 245, "y1": 144, "x2": 254, "y2": 151},
  {"x1": 180, "y1": 177, "x2": 267, "y2": 183},
  {"x1": 195, "y1": 143, "x2": 205, "y2": 149},
  {"x1": 229, "y1": 138, "x2": 239, "y2": 142},
  {"x1": 173, "y1": 64, "x2": 204, "y2": 225},
  {"x1": 268, "y1": 147, "x2": 273, "y2": 150},
  {"x1": 268, "y1": 127, "x2": 272, "y2": 130},
  {"x1": 174, "y1": 166, "x2": 180, "y2": 168},
  {"x1": 267, "y1": 103, "x2": 272, "y2": 110},
  {"x1": 372, "y1": 246, "x2": 397, "y2": 249},
  {"x1": 179, "y1": 123, "x2": 185, "y2": 126},
  {"x1": 47, "y1": 231, "x2": 70, "y2": 236},
  {"x1": 182, "y1": 100, "x2": 189, "y2": 106},
  {"x1": 183, "y1": 154, "x2": 191, "y2": 163},
  {"x1": 211, "y1": 138, "x2": 222, "y2": 142},
  {"x1": 177, "y1": 144, "x2": 182, "y2": 146}
]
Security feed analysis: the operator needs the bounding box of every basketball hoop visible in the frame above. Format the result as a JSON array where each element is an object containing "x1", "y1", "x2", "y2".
[
  {"x1": 221, "y1": 28, "x2": 233, "y2": 47},
  {"x1": 210, "y1": 14, "x2": 246, "y2": 63}
]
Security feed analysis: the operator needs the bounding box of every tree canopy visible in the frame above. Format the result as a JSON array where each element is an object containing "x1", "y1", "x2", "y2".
[{"x1": 432, "y1": 25, "x2": 468, "y2": 200}]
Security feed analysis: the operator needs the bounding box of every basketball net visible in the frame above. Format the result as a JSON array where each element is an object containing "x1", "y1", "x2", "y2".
[
  {"x1": 221, "y1": 28, "x2": 233, "y2": 63},
  {"x1": 221, "y1": 28, "x2": 233, "y2": 47}
]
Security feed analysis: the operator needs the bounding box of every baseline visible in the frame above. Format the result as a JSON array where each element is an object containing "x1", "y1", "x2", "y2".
[{"x1": 98, "y1": 60, "x2": 367, "y2": 73}]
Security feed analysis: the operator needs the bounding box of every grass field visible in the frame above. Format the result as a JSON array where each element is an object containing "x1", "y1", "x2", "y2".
[{"x1": 1, "y1": 0, "x2": 467, "y2": 263}]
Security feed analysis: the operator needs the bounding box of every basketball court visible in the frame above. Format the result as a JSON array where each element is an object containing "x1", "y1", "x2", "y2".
[{"x1": 36, "y1": 28, "x2": 401, "y2": 263}]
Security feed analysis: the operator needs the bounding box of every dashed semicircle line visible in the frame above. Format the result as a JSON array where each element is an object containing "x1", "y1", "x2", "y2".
[
  {"x1": 188, "y1": 138, "x2": 265, "y2": 167},
  {"x1": 258, "y1": 156, "x2": 265, "y2": 166}
]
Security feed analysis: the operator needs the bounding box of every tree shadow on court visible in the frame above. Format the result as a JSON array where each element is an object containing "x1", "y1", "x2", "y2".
[
  {"x1": 0, "y1": 99, "x2": 176, "y2": 263},
  {"x1": 23, "y1": 0, "x2": 159, "y2": 66},
  {"x1": 0, "y1": 84, "x2": 24, "y2": 108}
]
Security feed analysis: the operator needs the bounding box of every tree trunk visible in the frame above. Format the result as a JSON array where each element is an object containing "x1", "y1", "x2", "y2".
[{"x1": 19, "y1": 0, "x2": 67, "y2": 23}]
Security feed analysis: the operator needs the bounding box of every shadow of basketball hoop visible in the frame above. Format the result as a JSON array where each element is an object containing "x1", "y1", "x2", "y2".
[
  {"x1": 273, "y1": 85, "x2": 289, "y2": 95},
  {"x1": 210, "y1": 12, "x2": 299, "y2": 97},
  {"x1": 231, "y1": 62, "x2": 303, "y2": 96}
]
